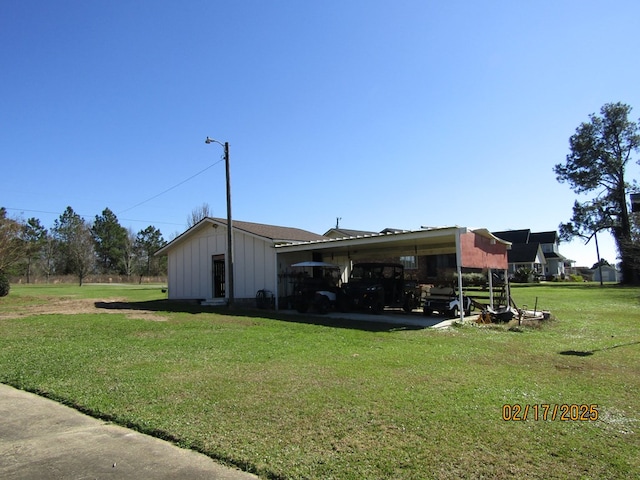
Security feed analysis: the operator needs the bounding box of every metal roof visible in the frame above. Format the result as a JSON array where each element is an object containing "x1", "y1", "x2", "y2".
[
  {"x1": 276, "y1": 226, "x2": 510, "y2": 264},
  {"x1": 155, "y1": 217, "x2": 326, "y2": 255}
]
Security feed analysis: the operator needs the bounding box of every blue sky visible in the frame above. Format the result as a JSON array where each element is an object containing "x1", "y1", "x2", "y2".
[{"x1": 2, "y1": 0, "x2": 639, "y2": 267}]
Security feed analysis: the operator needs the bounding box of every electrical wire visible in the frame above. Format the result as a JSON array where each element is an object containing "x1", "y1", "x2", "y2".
[
  {"x1": 117, "y1": 159, "x2": 223, "y2": 215},
  {"x1": 4, "y1": 158, "x2": 224, "y2": 227},
  {"x1": 2, "y1": 207, "x2": 185, "y2": 226}
]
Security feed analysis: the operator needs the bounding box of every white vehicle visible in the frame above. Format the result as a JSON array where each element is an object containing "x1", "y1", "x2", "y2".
[{"x1": 422, "y1": 286, "x2": 471, "y2": 317}]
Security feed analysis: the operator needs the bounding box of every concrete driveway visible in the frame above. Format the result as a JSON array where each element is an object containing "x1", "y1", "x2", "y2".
[{"x1": 0, "y1": 384, "x2": 258, "y2": 480}]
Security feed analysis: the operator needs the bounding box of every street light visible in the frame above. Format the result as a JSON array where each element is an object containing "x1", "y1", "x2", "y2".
[{"x1": 205, "y1": 137, "x2": 234, "y2": 307}]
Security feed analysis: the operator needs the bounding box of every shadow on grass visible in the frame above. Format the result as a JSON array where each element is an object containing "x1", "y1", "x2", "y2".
[
  {"x1": 94, "y1": 300, "x2": 427, "y2": 333},
  {"x1": 95, "y1": 299, "x2": 209, "y2": 314},
  {"x1": 559, "y1": 340, "x2": 640, "y2": 357}
]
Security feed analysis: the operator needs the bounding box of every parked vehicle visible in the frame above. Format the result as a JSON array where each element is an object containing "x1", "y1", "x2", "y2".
[
  {"x1": 341, "y1": 262, "x2": 419, "y2": 314},
  {"x1": 422, "y1": 285, "x2": 471, "y2": 317},
  {"x1": 290, "y1": 261, "x2": 342, "y2": 314}
]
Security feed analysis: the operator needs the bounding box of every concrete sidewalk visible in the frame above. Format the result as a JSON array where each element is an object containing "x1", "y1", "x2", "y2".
[{"x1": 0, "y1": 384, "x2": 259, "y2": 480}]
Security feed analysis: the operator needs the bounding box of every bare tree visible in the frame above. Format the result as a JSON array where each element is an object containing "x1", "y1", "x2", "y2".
[
  {"x1": 41, "y1": 236, "x2": 56, "y2": 283},
  {"x1": 186, "y1": 203, "x2": 211, "y2": 228},
  {"x1": 122, "y1": 227, "x2": 137, "y2": 278},
  {"x1": 0, "y1": 207, "x2": 24, "y2": 274}
]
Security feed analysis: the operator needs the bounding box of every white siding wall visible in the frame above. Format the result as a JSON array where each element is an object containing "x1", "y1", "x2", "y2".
[
  {"x1": 234, "y1": 232, "x2": 276, "y2": 299},
  {"x1": 167, "y1": 225, "x2": 277, "y2": 300},
  {"x1": 167, "y1": 227, "x2": 225, "y2": 299}
]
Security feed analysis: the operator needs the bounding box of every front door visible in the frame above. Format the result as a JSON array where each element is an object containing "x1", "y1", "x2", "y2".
[{"x1": 212, "y1": 255, "x2": 225, "y2": 298}]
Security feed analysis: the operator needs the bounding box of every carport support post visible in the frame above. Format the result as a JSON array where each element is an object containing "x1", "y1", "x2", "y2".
[
  {"x1": 504, "y1": 269, "x2": 510, "y2": 307},
  {"x1": 488, "y1": 268, "x2": 494, "y2": 309},
  {"x1": 455, "y1": 229, "x2": 464, "y2": 323},
  {"x1": 457, "y1": 265, "x2": 464, "y2": 322},
  {"x1": 274, "y1": 253, "x2": 279, "y2": 310}
]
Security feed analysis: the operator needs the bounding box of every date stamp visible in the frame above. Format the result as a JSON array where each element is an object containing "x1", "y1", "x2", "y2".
[{"x1": 502, "y1": 404, "x2": 599, "y2": 421}]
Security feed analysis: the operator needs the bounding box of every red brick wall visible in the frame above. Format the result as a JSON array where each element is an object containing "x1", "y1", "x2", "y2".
[{"x1": 460, "y1": 232, "x2": 508, "y2": 269}]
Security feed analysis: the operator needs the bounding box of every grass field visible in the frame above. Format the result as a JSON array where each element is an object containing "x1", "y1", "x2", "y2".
[{"x1": 0, "y1": 283, "x2": 638, "y2": 479}]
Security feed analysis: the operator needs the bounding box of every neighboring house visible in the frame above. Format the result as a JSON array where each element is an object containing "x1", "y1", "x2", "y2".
[
  {"x1": 529, "y1": 231, "x2": 566, "y2": 278},
  {"x1": 507, "y1": 243, "x2": 547, "y2": 279},
  {"x1": 492, "y1": 229, "x2": 566, "y2": 279},
  {"x1": 323, "y1": 227, "x2": 378, "y2": 239},
  {"x1": 157, "y1": 218, "x2": 510, "y2": 308},
  {"x1": 323, "y1": 227, "x2": 407, "y2": 239}
]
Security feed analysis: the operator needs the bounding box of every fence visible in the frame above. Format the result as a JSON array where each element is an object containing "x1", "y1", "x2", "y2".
[{"x1": 10, "y1": 275, "x2": 167, "y2": 285}]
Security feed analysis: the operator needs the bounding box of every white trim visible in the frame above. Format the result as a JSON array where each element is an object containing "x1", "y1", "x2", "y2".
[
  {"x1": 274, "y1": 250, "x2": 279, "y2": 310},
  {"x1": 455, "y1": 228, "x2": 464, "y2": 322}
]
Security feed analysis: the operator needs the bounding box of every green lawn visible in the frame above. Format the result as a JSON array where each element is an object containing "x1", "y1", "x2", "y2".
[{"x1": 0, "y1": 283, "x2": 638, "y2": 479}]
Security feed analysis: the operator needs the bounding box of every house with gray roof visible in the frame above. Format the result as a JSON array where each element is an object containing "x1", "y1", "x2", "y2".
[{"x1": 492, "y1": 229, "x2": 567, "y2": 279}]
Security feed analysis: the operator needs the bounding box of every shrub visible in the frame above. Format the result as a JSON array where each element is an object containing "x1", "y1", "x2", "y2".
[
  {"x1": 464, "y1": 273, "x2": 487, "y2": 287},
  {"x1": 513, "y1": 267, "x2": 533, "y2": 283},
  {"x1": 451, "y1": 272, "x2": 488, "y2": 287},
  {"x1": 0, "y1": 272, "x2": 9, "y2": 297}
]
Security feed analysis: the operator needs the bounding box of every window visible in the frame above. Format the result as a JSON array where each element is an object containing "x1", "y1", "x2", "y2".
[{"x1": 399, "y1": 255, "x2": 417, "y2": 269}]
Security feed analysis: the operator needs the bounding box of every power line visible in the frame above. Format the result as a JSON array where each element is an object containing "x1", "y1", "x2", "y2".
[
  {"x1": 117, "y1": 159, "x2": 223, "y2": 214},
  {"x1": 3, "y1": 207, "x2": 96, "y2": 222},
  {"x1": 4, "y1": 160, "x2": 223, "y2": 229},
  {"x1": 2, "y1": 207, "x2": 185, "y2": 227}
]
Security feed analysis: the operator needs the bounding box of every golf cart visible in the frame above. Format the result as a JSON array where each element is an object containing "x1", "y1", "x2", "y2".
[
  {"x1": 422, "y1": 285, "x2": 472, "y2": 317},
  {"x1": 290, "y1": 261, "x2": 342, "y2": 314}
]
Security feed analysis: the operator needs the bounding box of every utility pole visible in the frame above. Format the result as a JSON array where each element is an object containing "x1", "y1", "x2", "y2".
[
  {"x1": 224, "y1": 141, "x2": 234, "y2": 307},
  {"x1": 205, "y1": 137, "x2": 234, "y2": 307}
]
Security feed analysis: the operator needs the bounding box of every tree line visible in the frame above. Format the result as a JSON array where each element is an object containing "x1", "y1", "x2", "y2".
[{"x1": 0, "y1": 206, "x2": 167, "y2": 292}]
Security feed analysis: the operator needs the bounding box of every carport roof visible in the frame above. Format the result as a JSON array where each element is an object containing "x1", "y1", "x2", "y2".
[{"x1": 275, "y1": 226, "x2": 511, "y2": 269}]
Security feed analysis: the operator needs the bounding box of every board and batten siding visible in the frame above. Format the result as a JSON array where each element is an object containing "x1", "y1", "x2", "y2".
[
  {"x1": 235, "y1": 232, "x2": 276, "y2": 299},
  {"x1": 166, "y1": 225, "x2": 277, "y2": 301}
]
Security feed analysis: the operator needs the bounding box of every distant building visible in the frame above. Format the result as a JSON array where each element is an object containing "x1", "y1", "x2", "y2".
[
  {"x1": 492, "y1": 229, "x2": 567, "y2": 279},
  {"x1": 323, "y1": 227, "x2": 378, "y2": 239},
  {"x1": 592, "y1": 265, "x2": 620, "y2": 283}
]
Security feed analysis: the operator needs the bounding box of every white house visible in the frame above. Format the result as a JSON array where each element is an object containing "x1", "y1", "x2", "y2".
[
  {"x1": 155, "y1": 218, "x2": 326, "y2": 303},
  {"x1": 493, "y1": 229, "x2": 566, "y2": 279}
]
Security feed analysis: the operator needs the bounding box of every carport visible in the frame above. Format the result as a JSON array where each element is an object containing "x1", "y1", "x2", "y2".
[{"x1": 273, "y1": 226, "x2": 510, "y2": 321}]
